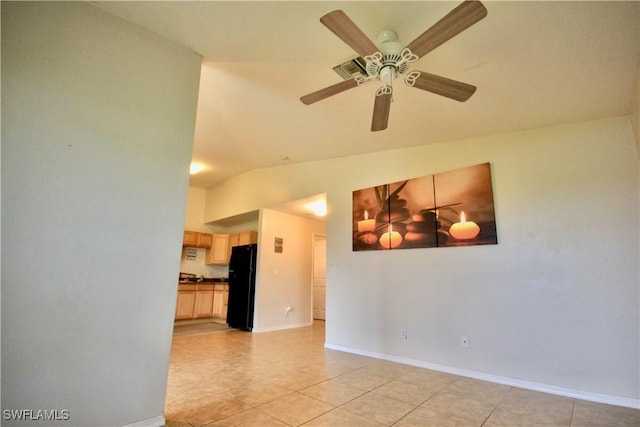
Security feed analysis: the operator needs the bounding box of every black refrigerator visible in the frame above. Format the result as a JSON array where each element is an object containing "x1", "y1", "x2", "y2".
[{"x1": 226, "y1": 243, "x2": 257, "y2": 331}]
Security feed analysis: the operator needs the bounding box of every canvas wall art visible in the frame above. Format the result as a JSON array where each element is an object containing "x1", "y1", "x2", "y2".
[{"x1": 352, "y1": 162, "x2": 497, "y2": 251}]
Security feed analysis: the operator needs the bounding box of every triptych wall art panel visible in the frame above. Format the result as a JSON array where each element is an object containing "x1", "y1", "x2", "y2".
[{"x1": 352, "y1": 162, "x2": 498, "y2": 251}]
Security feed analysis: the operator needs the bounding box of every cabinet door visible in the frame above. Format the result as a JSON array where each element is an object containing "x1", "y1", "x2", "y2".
[
  {"x1": 225, "y1": 232, "x2": 257, "y2": 263},
  {"x1": 175, "y1": 291, "x2": 196, "y2": 320},
  {"x1": 237, "y1": 231, "x2": 258, "y2": 246},
  {"x1": 197, "y1": 233, "x2": 213, "y2": 248},
  {"x1": 222, "y1": 285, "x2": 229, "y2": 319},
  {"x1": 228, "y1": 233, "x2": 240, "y2": 247},
  {"x1": 226, "y1": 234, "x2": 239, "y2": 264},
  {"x1": 212, "y1": 287, "x2": 225, "y2": 318},
  {"x1": 205, "y1": 234, "x2": 230, "y2": 264},
  {"x1": 182, "y1": 231, "x2": 198, "y2": 247},
  {"x1": 194, "y1": 289, "x2": 214, "y2": 318}
]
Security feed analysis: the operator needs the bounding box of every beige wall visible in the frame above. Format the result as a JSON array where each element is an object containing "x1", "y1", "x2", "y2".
[
  {"x1": 203, "y1": 116, "x2": 639, "y2": 407},
  {"x1": 254, "y1": 209, "x2": 326, "y2": 332},
  {"x1": 184, "y1": 187, "x2": 214, "y2": 233},
  {"x1": 184, "y1": 189, "x2": 327, "y2": 326}
]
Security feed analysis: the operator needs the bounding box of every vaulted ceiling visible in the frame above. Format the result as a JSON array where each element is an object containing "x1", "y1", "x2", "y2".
[{"x1": 93, "y1": 1, "x2": 639, "y2": 190}]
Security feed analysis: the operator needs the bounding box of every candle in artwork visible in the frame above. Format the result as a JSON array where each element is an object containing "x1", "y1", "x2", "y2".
[
  {"x1": 357, "y1": 210, "x2": 376, "y2": 232},
  {"x1": 379, "y1": 224, "x2": 403, "y2": 249},
  {"x1": 449, "y1": 211, "x2": 480, "y2": 240}
]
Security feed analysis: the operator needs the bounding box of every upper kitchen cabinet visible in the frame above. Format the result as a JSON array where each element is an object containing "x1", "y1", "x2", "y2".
[
  {"x1": 205, "y1": 234, "x2": 230, "y2": 265},
  {"x1": 234, "y1": 231, "x2": 258, "y2": 246},
  {"x1": 205, "y1": 230, "x2": 257, "y2": 265},
  {"x1": 183, "y1": 231, "x2": 198, "y2": 247},
  {"x1": 196, "y1": 233, "x2": 213, "y2": 248},
  {"x1": 183, "y1": 230, "x2": 213, "y2": 248},
  {"x1": 227, "y1": 231, "x2": 258, "y2": 263}
]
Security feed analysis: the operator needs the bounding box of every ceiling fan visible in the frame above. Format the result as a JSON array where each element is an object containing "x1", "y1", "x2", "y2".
[{"x1": 300, "y1": 0, "x2": 487, "y2": 132}]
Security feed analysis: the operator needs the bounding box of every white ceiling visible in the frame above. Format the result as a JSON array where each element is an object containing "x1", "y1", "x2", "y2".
[{"x1": 94, "y1": 1, "x2": 639, "y2": 193}]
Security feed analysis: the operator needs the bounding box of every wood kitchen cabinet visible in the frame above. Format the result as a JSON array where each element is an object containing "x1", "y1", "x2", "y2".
[
  {"x1": 193, "y1": 284, "x2": 215, "y2": 318},
  {"x1": 175, "y1": 284, "x2": 197, "y2": 320},
  {"x1": 212, "y1": 283, "x2": 229, "y2": 319},
  {"x1": 196, "y1": 233, "x2": 213, "y2": 248},
  {"x1": 237, "y1": 230, "x2": 258, "y2": 246},
  {"x1": 183, "y1": 231, "x2": 198, "y2": 247},
  {"x1": 225, "y1": 231, "x2": 258, "y2": 263},
  {"x1": 176, "y1": 284, "x2": 217, "y2": 320},
  {"x1": 205, "y1": 231, "x2": 257, "y2": 265},
  {"x1": 183, "y1": 230, "x2": 213, "y2": 248},
  {"x1": 228, "y1": 230, "x2": 257, "y2": 247},
  {"x1": 205, "y1": 234, "x2": 230, "y2": 264}
]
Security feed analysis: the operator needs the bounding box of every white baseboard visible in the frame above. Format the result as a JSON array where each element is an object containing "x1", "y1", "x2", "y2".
[
  {"x1": 325, "y1": 342, "x2": 640, "y2": 409},
  {"x1": 253, "y1": 321, "x2": 313, "y2": 333},
  {"x1": 121, "y1": 415, "x2": 165, "y2": 427}
]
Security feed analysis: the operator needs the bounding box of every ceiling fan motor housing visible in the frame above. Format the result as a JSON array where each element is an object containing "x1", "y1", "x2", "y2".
[{"x1": 366, "y1": 30, "x2": 411, "y2": 79}]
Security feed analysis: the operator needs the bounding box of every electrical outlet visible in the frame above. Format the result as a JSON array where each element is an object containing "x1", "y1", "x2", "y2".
[
  {"x1": 460, "y1": 335, "x2": 469, "y2": 348},
  {"x1": 400, "y1": 329, "x2": 407, "y2": 340}
]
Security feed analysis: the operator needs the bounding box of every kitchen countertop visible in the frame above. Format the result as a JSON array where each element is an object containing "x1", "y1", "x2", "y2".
[{"x1": 178, "y1": 278, "x2": 228, "y2": 284}]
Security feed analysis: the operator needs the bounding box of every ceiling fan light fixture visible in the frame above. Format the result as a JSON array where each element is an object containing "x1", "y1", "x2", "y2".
[
  {"x1": 379, "y1": 65, "x2": 396, "y2": 85},
  {"x1": 377, "y1": 30, "x2": 404, "y2": 55}
]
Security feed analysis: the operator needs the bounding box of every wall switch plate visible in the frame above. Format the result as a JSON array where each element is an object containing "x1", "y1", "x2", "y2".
[
  {"x1": 460, "y1": 335, "x2": 470, "y2": 348},
  {"x1": 400, "y1": 329, "x2": 407, "y2": 340}
]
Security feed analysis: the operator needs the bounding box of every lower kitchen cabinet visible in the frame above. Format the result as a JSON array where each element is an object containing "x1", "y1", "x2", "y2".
[
  {"x1": 175, "y1": 283, "x2": 228, "y2": 321},
  {"x1": 175, "y1": 284, "x2": 197, "y2": 320},
  {"x1": 212, "y1": 284, "x2": 229, "y2": 319},
  {"x1": 194, "y1": 284, "x2": 214, "y2": 318}
]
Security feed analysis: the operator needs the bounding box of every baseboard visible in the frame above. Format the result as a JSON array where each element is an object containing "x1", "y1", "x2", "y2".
[
  {"x1": 253, "y1": 321, "x2": 313, "y2": 333},
  {"x1": 121, "y1": 415, "x2": 165, "y2": 427},
  {"x1": 325, "y1": 342, "x2": 640, "y2": 409}
]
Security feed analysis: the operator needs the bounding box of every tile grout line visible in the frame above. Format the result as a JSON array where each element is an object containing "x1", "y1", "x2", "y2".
[
  {"x1": 569, "y1": 398, "x2": 576, "y2": 427},
  {"x1": 479, "y1": 386, "x2": 512, "y2": 427},
  {"x1": 389, "y1": 376, "x2": 468, "y2": 426}
]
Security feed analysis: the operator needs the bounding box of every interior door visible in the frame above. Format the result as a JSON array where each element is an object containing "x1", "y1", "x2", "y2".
[{"x1": 312, "y1": 235, "x2": 326, "y2": 320}]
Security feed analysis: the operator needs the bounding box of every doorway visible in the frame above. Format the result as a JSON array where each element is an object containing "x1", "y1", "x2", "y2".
[{"x1": 312, "y1": 234, "x2": 326, "y2": 320}]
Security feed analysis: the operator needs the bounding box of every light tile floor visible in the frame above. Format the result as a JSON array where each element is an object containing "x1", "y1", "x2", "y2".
[{"x1": 165, "y1": 322, "x2": 639, "y2": 427}]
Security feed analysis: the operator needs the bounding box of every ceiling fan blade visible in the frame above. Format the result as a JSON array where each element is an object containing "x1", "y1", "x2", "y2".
[
  {"x1": 300, "y1": 78, "x2": 359, "y2": 105},
  {"x1": 406, "y1": 0, "x2": 487, "y2": 59},
  {"x1": 409, "y1": 71, "x2": 476, "y2": 102},
  {"x1": 320, "y1": 10, "x2": 379, "y2": 58},
  {"x1": 371, "y1": 91, "x2": 392, "y2": 132}
]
